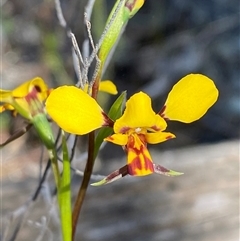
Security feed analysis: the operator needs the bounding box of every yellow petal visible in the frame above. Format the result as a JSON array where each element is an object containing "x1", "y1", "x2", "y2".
[
  {"x1": 0, "y1": 77, "x2": 49, "y2": 103},
  {"x1": 161, "y1": 74, "x2": 219, "y2": 123},
  {"x1": 11, "y1": 77, "x2": 48, "y2": 99},
  {"x1": 0, "y1": 90, "x2": 13, "y2": 103},
  {"x1": 0, "y1": 89, "x2": 33, "y2": 119},
  {"x1": 0, "y1": 95, "x2": 32, "y2": 119},
  {"x1": 0, "y1": 103, "x2": 14, "y2": 113},
  {"x1": 46, "y1": 86, "x2": 107, "y2": 135},
  {"x1": 5, "y1": 81, "x2": 31, "y2": 97},
  {"x1": 105, "y1": 133, "x2": 128, "y2": 146},
  {"x1": 114, "y1": 92, "x2": 167, "y2": 133},
  {"x1": 99, "y1": 80, "x2": 118, "y2": 95},
  {"x1": 30, "y1": 77, "x2": 49, "y2": 101},
  {"x1": 145, "y1": 132, "x2": 176, "y2": 144},
  {"x1": 83, "y1": 80, "x2": 117, "y2": 95}
]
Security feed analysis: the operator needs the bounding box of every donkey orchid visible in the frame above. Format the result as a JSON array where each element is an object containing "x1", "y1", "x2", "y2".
[
  {"x1": 0, "y1": 77, "x2": 50, "y2": 119},
  {"x1": 46, "y1": 74, "x2": 219, "y2": 184},
  {"x1": 0, "y1": 77, "x2": 57, "y2": 149}
]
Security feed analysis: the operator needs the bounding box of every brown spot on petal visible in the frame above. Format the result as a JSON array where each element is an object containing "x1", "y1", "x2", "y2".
[
  {"x1": 151, "y1": 125, "x2": 161, "y2": 131},
  {"x1": 107, "y1": 136, "x2": 114, "y2": 141},
  {"x1": 34, "y1": 85, "x2": 42, "y2": 93},
  {"x1": 154, "y1": 164, "x2": 169, "y2": 173},
  {"x1": 105, "y1": 165, "x2": 129, "y2": 182},
  {"x1": 102, "y1": 112, "x2": 114, "y2": 127},
  {"x1": 159, "y1": 105, "x2": 170, "y2": 121},
  {"x1": 159, "y1": 105, "x2": 166, "y2": 116},
  {"x1": 120, "y1": 126, "x2": 130, "y2": 134}
]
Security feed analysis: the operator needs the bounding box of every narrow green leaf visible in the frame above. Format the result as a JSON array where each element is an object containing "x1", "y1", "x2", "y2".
[
  {"x1": 59, "y1": 131, "x2": 72, "y2": 241},
  {"x1": 94, "y1": 91, "x2": 127, "y2": 159},
  {"x1": 98, "y1": 0, "x2": 125, "y2": 64},
  {"x1": 108, "y1": 91, "x2": 127, "y2": 120}
]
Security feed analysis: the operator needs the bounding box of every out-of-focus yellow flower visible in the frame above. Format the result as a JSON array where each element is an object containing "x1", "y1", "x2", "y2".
[
  {"x1": 0, "y1": 77, "x2": 50, "y2": 119},
  {"x1": 84, "y1": 80, "x2": 118, "y2": 95},
  {"x1": 0, "y1": 77, "x2": 55, "y2": 149},
  {"x1": 46, "y1": 74, "x2": 219, "y2": 184},
  {"x1": 99, "y1": 80, "x2": 118, "y2": 95}
]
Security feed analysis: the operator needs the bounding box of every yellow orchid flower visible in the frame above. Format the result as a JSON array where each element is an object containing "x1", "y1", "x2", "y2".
[
  {"x1": 104, "y1": 91, "x2": 176, "y2": 176},
  {"x1": 0, "y1": 77, "x2": 50, "y2": 119},
  {"x1": 0, "y1": 77, "x2": 56, "y2": 149},
  {"x1": 46, "y1": 74, "x2": 219, "y2": 184}
]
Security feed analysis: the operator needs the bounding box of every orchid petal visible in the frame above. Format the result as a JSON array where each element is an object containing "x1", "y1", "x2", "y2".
[
  {"x1": 0, "y1": 103, "x2": 14, "y2": 113},
  {"x1": 114, "y1": 92, "x2": 167, "y2": 133},
  {"x1": 83, "y1": 80, "x2": 118, "y2": 95},
  {"x1": 145, "y1": 132, "x2": 176, "y2": 144},
  {"x1": 91, "y1": 165, "x2": 128, "y2": 186},
  {"x1": 127, "y1": 134, "x2": 154, "y2": 176},
  {"x1": 0, "y1": 90, "x2": 13, "y2": 103},
  {"x1": 0, "y1": 77, "x2": 49, "y2": 118},
  {"x1": 8, "y1": 77, "x2": 48, "y2": 100},
  {"x1": 29, "y1": 77, "x2": 49, "y2": 101},
  {"x1": 161, "y1": 74, "x2": 219, "y2": 123},
  {"x1": 0, "y1": 77, "x2": 49, "y2": 120},
  {"x1": 153, "y1": 164, "x2": 183, "y2": 176},
  {"x1": 99, "y1": 80, "x2": 118, "y2": 95},
  {"x1": 11, "y1": 79, "x2": 35, "y2": 97},
  {"x1": 127, "y1": 145, "x2": 154, "y2": 176},
  {"x1": 46, "y1": 86, "x2": 108, "y2": 135},
  {"x1": 104, "y1": 133, "x2": 128, "y2": 146}
]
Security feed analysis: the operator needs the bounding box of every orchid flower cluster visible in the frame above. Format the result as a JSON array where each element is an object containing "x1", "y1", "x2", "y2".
[{"x1": 1, "y1": 74, "x2": 218, "y2": 184}]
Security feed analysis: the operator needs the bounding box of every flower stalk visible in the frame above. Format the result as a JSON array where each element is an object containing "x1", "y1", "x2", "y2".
[{"x1": 72, "y1": 131, "x2": 95, "y2": 239}]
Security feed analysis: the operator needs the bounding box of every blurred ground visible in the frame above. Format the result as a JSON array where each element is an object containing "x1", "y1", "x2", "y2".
[{"x1": 1, "y1": 140, "x2": 239, "y2": 241}]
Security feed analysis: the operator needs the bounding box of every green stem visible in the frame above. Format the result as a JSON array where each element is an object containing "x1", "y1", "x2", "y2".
[
  {"x1": 50, "y1": 147, "x2": 72, "y2": 241},
  {"x1": 48, "y1": 149, "x2": 60, "y2": 189},
  {"x1": 72, "y1": 131, "x2": 95, "y2": 240},
  {"x1": 59, "y1": 133, "x2": 72, "y2": 241}
]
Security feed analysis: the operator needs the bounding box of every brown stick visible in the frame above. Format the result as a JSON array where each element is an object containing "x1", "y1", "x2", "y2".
[{"x1": 72, "y1": 130, "x2": 95, "y2": 240}]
